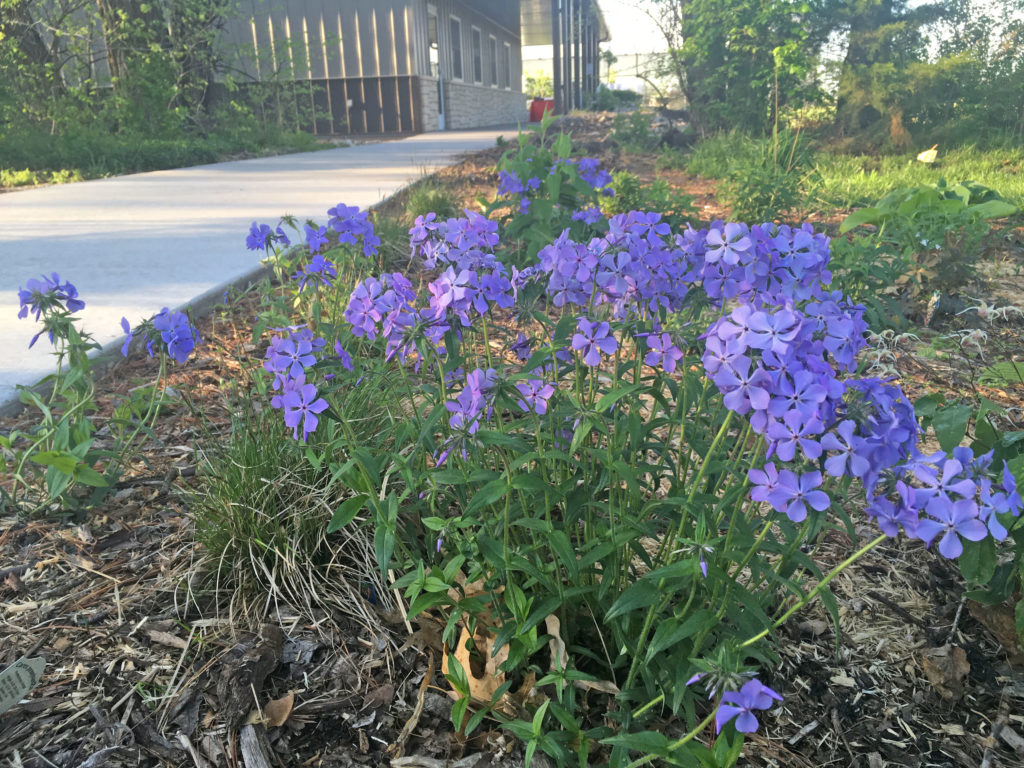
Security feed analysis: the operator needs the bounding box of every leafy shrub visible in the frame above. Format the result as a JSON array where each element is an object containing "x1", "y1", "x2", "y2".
[
  {"x1": 719, "y1": 130, "x2": 813, "y2": 222},
  {"x1": 828, "y1": 237, "x2": 911, "y2": 329},
  {"x1": 611, "y1": 110, "x2": 659, "y2": 153},
  {"x1": 655, "y1": 147, "x2": 688, "y2": 172},
  {"x1": 244, "y1": 166, "x2": 1022, "y2": 766},
  {"x1": 839, "y1": 180, "x2": 1017, "y2": 297}
]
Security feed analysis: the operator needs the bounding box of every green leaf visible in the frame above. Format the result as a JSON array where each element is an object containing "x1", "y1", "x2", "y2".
[
  {"x1": 968, "y1": 199, "x2": 1016, "y2": 219},
  {"x1": 327, "y1": 493, "x2": 369, "y2": 533},
  {"x1": 958, "y1": 537, "x2": 997, "y2": 585},
  {"x1": 602, "y1": 730, "x2": 672, "y2": 755},
  {"x1": 30, "y1": 450, "x2": 79, "y2": 474},
  {"x1": 465, "y1": 477, "x2": 512, "y2": 516},
  {"x1": 932, "y1": 404, "x2": 972, "y2": 452},
  {"x1": 595, "y1": 383, "x2": 644, "y2": 413},
  {"x1": 548, "y1": 530, "x2": 578, "y2": 580},
  {"x1": 606, "y1": 580, "x2": 660, "y2": 620},
  {"x1": 839, "y1": 206, "x2": 882, "y2": 234},
  {"x1": 73, "y1": 465, "x2": 108, "y2": 487}
]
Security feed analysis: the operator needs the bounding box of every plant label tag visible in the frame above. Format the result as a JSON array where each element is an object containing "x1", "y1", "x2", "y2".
[{"x1": 0, "y1": 657, "x2": 45, "y2": 716}]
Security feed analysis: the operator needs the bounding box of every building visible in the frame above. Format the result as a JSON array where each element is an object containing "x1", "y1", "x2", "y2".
[{"x1": 222, "y1": 0, "x2": 527, "y2": 134}]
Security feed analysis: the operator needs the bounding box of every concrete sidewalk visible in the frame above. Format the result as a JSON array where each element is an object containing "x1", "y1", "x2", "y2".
[{"x1": 0, "y1": 128, "x2": 511, "y2": 405}]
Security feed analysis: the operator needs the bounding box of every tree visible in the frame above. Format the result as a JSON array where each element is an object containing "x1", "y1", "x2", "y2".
[{"x1": 644, "y1": 0, "x2": 823, "y2": 135}]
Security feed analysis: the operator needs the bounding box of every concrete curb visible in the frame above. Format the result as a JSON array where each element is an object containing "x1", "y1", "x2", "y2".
[{"x1": 0, "y1": 263, "x2": 273, "y2": 420}]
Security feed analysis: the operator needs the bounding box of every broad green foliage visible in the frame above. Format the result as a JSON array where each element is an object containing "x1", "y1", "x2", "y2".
[{"x1": 838, "y1": 179, "x2": 1016, "y2": 301}]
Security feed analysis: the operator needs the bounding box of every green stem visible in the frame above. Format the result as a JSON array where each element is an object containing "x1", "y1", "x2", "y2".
[{"x1": 739, "y1": 533, "x2": 887, "y2": 649}]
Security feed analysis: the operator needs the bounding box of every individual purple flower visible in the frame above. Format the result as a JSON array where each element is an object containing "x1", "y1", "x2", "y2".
[
  {"x1": 246, "y1": 222, "x2": 273, "y2": 250},
  {"x1": 151, "y1": 308, "x2": 200, "y2": 364},
  {"x1": 571, "y1": 206, "x2": 603, "y2": 225},
  {"x1": 705, "y1": 223, "x2": 752, "y2": 266},
  {"x1": 293, "y1": 253, "x2": 338, "y2": 291},
  {"x1": 305, "y1": 223, "x2": 330, "y2": 253},
  {"x1": 921, "y1": 499, "x2": 988, "y2": 558},
  {"x1": 282, "y1": 379, "x2": 329, "y2": 440},
  {"x1": 714, "y1": 357, "x2": 772, "y2": 416},
  {"x1": 119, "y1": 317, "x2": 133, "y2": 357},
  {"x1": 509, "y1": 332, "x2": 532, "y2": 362},
  {"x1": 716, "y1": 679, "x2": 783, "y2": 734},
  {"x1": 748, "y1": 462, "x2": 781, "y2": 504},
  {"x1": 515, "y1": 379, "x2": 555, "y2": 415},
  {"x1": 264, "y1": 334, "x2": 316, "y2": 380},
  {"x1": 644, "y1": 332, "x2": 684, "y2": 373},
  {"x1": 820, "y1": 420, "x2": 871, "y2": 478},
  {"x1": 571, "y1": 317, "x2": 617, "y2": 366},
  {"x1": 913, "y1": 459, "x2": 977, "y2": 506},
  {"x1": 334, "y1": 341, "x2": 353, "y2": 372},
  {"x1": 766, "y1": 409, "x2": 823, "y2": 462},
  {"x1": 768, "y1": 470, "x2": 831, "y2": 522}
]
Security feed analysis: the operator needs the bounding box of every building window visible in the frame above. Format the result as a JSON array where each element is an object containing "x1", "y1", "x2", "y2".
[
  {"x1": 488, "y1": 35, "x2": 498, "y2": 86},
  {"x1": 471, "y1": 27, "x2": 483, "y2": 84},
  {"x1": 502, "y1": 41, "x2": 511, "y2": 89},
  {"x1": 449, "y1": 16, "x2": 463, "y2": 81}
]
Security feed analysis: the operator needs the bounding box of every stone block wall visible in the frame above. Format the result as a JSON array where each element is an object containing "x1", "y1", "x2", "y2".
[{"x1": 418, "y1": 78, "x2": 527, "y2": 131}]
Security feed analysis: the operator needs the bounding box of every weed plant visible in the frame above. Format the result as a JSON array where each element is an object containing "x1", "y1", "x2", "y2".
[{"x1": 406, "y1": 183, "x2": 460, "y2": 223}]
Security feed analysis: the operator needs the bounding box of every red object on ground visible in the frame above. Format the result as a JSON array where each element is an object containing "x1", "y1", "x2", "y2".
[{"x1": 529, "y1": 98, "x2": 555, "y2": 122}]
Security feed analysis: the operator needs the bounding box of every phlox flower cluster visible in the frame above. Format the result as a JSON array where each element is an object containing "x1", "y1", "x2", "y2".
[
  {"x1": 677, "y1": 225, "x2": 1022, "y2": 558},
  {"x1": 246, "y1": 222, "x2": 290, "y2": 251},
  {"x1": 326, "y1": 203, "x2": 380, "y2": 258},
  {"x1": 409, "y1": 210, "x2": 501, "y2": 271},
  {"x1": 17, "y1": 273, "x2": 86, "y2": 348},
  {"x1": 264, "y1": 326, "x2": 330, "y2": 440},
  {"x1": 119, "y1": 309, "x2": 201, "y2": 365}
]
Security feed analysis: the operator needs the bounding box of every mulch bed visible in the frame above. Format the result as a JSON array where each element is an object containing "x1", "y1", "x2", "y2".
[{"x1": 3, "y1": 114, "x2": 1024, "y2": 768}]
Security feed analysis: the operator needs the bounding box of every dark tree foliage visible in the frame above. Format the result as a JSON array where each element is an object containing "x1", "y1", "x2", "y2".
[{"x1": 645, "y1": 0, "x2": 1024, "y2": 146}]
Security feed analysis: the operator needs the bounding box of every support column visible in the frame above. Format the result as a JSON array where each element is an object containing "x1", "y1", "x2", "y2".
[
  {"x1": 573, "y1": 0, "x2": 582, "y2": 109},
  {"x1": 551, "y1": 0, "x2": 563, "y2": 115}
]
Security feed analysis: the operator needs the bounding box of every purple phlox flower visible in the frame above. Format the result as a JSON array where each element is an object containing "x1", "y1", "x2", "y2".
[
  {"x1": 246, "y1": 222, "x2": 273, "y2": 250},
  {"x1": 913, "y1": 458, "x2": 976, "y2": 506},
  {"x1": 409, "y1": 212, "x2": 440, "y2": 245},
  {"x1": 497, "y1": 170, "x2": 526, "y2": 197},
  {"x1": 152, "y1": 308, "x2": 200, "y2": 364},
  {"x1": 17, "y1": 273, "x2": 85, "y2": 322},
  {"x1": 509, "y1": 332, "x2": 532, "y2": 362},
  {"x1": 746, "y1": 307, "x2": 802, "y2": 356},
  {"x1": 572, "y1": 206, "x2": 603, "y2": 225},
  {"x1": 768, "y1": 369, "x2": 828, "y2": 419},
  {"x1": 304, "y1": 223, "x2": 330, "y2": 253},
  {"x1": 644, "y1": 332, "x2": 683, "y2": 373},
  {"x1": 713, "y1": 357, "x2": 772, "y2": 416},
  {"x1": 119, "y1": 317, "x2": 133, "y2": 357},
  {"x1": 264, "y1": 334, "x2": 316, "y2": 380},
  {"x1": 766, "y1": 409, "x2": 823, "y2": 462},
  {"x1": 571, "y1": 317, "x2": 618, "y2": 366},
  {"x1": 334, "y1": 341, "x2": 353, "y2": 372},
  {"x1": 293, "y1": 253, "x2": 337, "y2": 291},
  {"x1": 703, "y1": 335, "x2": 747, "y2": 376},
  {"x1": 921, "y1": 498, "x2": 988, "y2": 558},
  {"x1": 866, "y1": 493, "x2": 919, "y2": 538},
  {"x1": 515, "y1": 378, "x2": 555, "y2": 415},
  {"x1": 705, "y1": 223, "x2": 753, "y2": 266},
  {"x1": 345, "y1": 278, "x2": 384, "y2": 339},
  {"x1": 446, "y1": 387, "x2": 485, "y2": 434},
  {"x1": 275, "y1": 226, "x2": 291, "y2": 246},
  {"x1": 978, "y1": 479, "x2": 1009, "y2": 541},
  {"x1": 748, "y1": 462, "x2": 781, "y2": 504},
  {"x1": 518, "y1": 198, "x2": 531, "y2": 215},
  {"x1": 282, "y1": 378, "x2": 330, "y2": 441},
  {"x1": 767, "y1": 469, "x2": 830, "y2": 523},
  {"x1": 1001, "y1": 462, "x2": 1022, "y2": 515},
  {"x1": 480, "y1": 270, "x2": 514, "y2": 308},
  {"x1": 821, "y1": 420, "x2": 871, "y2": 478},
  {"x1": 716, "y1": 679, "x2": 783, "y2": 734}
]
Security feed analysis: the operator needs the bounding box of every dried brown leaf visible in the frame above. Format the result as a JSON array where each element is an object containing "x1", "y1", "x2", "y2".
[{"x1": 264, "y1": 691, "x2": 294, "y2": 728}]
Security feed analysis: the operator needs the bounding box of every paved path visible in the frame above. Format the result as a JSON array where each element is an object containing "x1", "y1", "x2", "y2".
[{"x1": 0, "y1": 128, "x2": 510, "y2": 405}]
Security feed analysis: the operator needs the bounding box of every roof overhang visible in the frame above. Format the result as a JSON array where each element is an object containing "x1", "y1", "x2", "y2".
[{"x1": 521, "y1": 0, "x2": 610, "y2": 46}]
